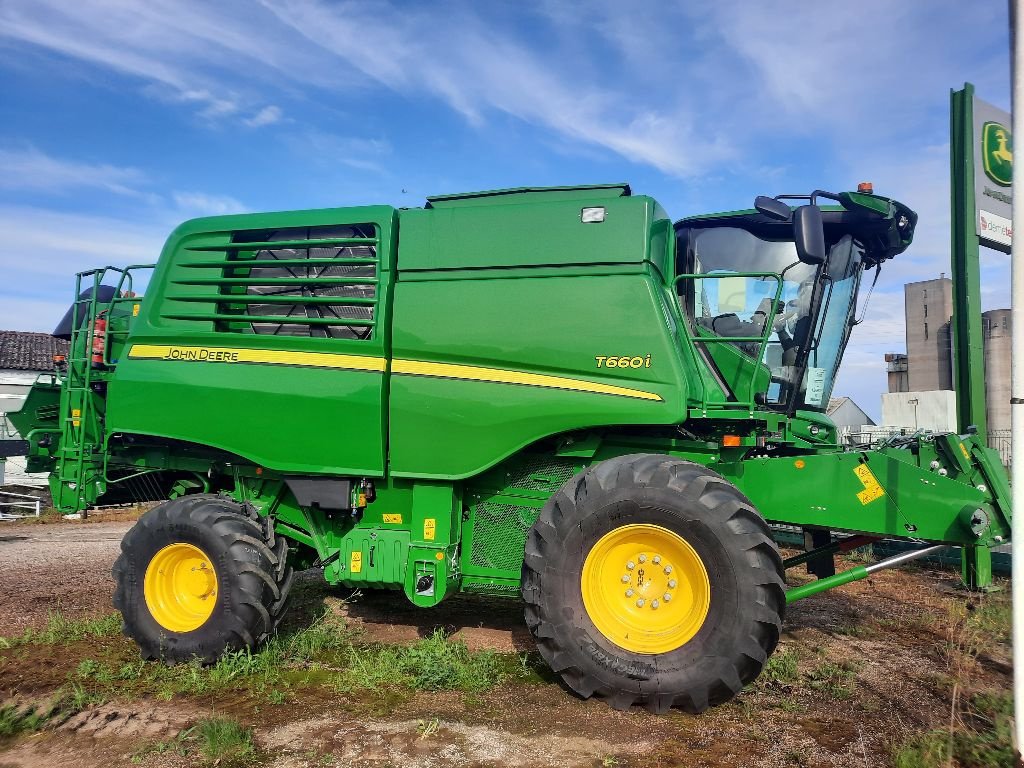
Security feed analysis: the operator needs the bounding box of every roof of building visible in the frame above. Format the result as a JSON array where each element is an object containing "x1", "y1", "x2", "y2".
[
  {"x1": 0, "y1": 331, "x2": 67, "y2": 371},
  {"x1": 827, "y1": 397, "x2": 848, "y2": 414}
]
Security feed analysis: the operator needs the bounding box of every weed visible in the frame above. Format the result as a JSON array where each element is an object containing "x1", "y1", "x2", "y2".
[
  {"x1": 1, "y1": 611, "x2": 121, "y2": 647},
  {"x1": 132, "y1": 718, "x2": 256, "y2": 766},
  {"x1": 602, "y1": 757, "x2": 622, "y2": 767},
  {"x1": 0, "y1": 704, "x2": 50, "y2": 739},
  {"x1": 759, "y1": 647, "x2": 799, "y2": 686},
  {"x1": 267, "y1": 688, "x2": 286, "y2": 704},
  {"x1": 968, "y1": 594, "x2": 1010, "y2": 644},
  {"x1": 844, "y1": 544, "x2": 874, "y2": 564},
  {"x1": 806, "y1": 660, "x2": 857, "y2": 700},
  {"x1": 417, "y1": 717, "x2": 440, "y2": 739},
  {"x1": 403, "y1": 629, "x2": 505, "y2": 692},
  {"x1": 195, "y1": 717, "x2": 256, "y2": 765},
  {"x1": 66, "y1": 682, "x2": 106, "y2": 710},
  {"x1": 776, "y1": 698, "x2": 806, "y2": 714},
  {"x1": 131, "y1": 726, "x2": 194, "y2": 762},
  {"x1": 335, "y1": 629, "x2": 517, "y2": 697}
]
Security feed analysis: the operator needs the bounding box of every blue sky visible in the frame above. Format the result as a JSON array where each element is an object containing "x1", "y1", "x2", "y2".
[{"x1": 0, "y1": 0, "x2": 1012, "y2": 419}]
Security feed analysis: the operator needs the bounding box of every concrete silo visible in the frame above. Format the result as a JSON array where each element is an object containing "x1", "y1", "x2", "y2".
[{"x1": 982, "y1": 308, "x2": 1011, "y2": 434}]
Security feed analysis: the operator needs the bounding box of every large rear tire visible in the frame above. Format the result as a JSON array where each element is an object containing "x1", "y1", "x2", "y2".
[
  {"x1": 113, "y1": 494, "x2": 293, "y2": 663},
  {"x1": 522, "y1": 454, "x2": 785, "y2": 713}
]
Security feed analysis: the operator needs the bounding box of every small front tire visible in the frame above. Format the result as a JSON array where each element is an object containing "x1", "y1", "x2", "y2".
[{"x1": 113, "y1": 494, "x2": 293, "y2": 663}]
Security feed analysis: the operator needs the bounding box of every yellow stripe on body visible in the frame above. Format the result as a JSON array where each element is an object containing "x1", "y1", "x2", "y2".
[
  {"x1": 127, "y1": 344, "x2": 386, "y2": 373},
  {"x1": 128, "y1": 344, "x2": 662, "y2": 401},
  {"x1": 391, "y1": 359, "x2": 663, "y2": 402}
]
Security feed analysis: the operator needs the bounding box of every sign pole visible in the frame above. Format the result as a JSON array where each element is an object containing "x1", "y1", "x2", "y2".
[
  {"x1": 950, "y1": 83, "x2": 989, "y2": 440},
  {"x1": 1009, "y1": 1, "x2": 1024, "y2": 760},
  {"x1": 951, "y1": 84, "x2": 996, "y2": 589}
]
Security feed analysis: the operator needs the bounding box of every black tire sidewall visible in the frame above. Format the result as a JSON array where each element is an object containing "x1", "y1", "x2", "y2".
[{"x1": 524, "y1": 455, "x2": 785, "y2": 710}]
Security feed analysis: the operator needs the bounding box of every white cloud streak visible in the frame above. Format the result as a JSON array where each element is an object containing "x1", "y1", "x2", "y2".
[
  {"x1": 172, "y1": 192, "x2": 248, "y2": 216},
  {"x1": 0, "y1": 146, "x2": 148, "y2": 196}
]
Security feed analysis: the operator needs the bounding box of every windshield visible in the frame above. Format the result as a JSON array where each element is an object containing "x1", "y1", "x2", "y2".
[{"x1": 678, "y1": 226, "x2": 864, "y2": 413}]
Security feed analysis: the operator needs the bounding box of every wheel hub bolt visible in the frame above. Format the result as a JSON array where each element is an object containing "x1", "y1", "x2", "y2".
[
  {"x1": 663, "y1": 593, "x2": 672, "y2": 602},
  {"x1": 626, "y1": 561, "x2": 635, "y2": 570},
  {"x1": 664, "y1": 565, "x2": 673, "y2": 575},
  {"x1": 652, "y1": 555, "x2": 661, "y2": 564},
  {"x1": 668, "y1": 579, "x2": 677, "y2": 588},
  {"x1": 625, "y1": 588, "x2": 635, "y2": 597},
  {"x1": 636, "y1": 598, "x2": 645, "y2": 607},
  {"x1": 651, "y1": 599, "x2": 659, "y2": 609},
  {"x1": 638, "y1": 554, "x2": 647, "y2": 563},
  {"x1": 621, "y1": 575, "x2": 630, "y2": 583}
]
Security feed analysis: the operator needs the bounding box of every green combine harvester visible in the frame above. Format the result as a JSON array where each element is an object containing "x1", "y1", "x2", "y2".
[{"x1": 7, "y1": 183, "x2": 1011, "y2": 712}]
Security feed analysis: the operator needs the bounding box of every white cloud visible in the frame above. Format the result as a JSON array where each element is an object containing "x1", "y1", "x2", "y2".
[
  {"x1": 0, "y1": 0, "x2": 299, "y2": 124},
  {"x1": 244, "y1": 105, "x2": 283, "y2": 127},
  {"x1": 0, "y1": 205, "x2": 165, "y2": 277},
  {"x1": 0, "y1": 146, "x2": 148, "y2": 196},
  {"x1": 172, "y1": 192, "x2": 248, "y2": 216}
]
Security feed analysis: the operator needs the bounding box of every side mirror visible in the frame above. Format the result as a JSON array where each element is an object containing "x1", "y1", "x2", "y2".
[
  {"x1": 793, "y1": 205, "x2": 826, "y2": 264},
  {"x1": 754, "y1": 196, "x2": 791, "y2": 221}
]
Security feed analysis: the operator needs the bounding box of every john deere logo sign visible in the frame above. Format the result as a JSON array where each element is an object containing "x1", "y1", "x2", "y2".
[{"x1": 982, "y1": 121, "x2": 1013, "y2": 186}]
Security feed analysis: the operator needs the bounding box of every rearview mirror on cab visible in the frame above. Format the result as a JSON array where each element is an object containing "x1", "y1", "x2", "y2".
[
  {"x1": 754, "y1": 196, "x2": 792, "y2": 221},
  {"x1": 793, "y1": 205, "x2": 826, "y2": 265}
]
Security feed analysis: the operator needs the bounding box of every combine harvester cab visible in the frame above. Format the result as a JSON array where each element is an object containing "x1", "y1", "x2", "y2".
[{"x1": 7, "y1": 184, "x2": 1011, "y2": 714}]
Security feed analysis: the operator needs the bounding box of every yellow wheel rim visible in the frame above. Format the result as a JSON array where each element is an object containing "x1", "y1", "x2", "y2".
[
  {"x1": 581, "y1": 524, "x2": 710, "y2": 654},
  {"x1": 143, "y1": 543, "x2": 218, "y2": 633}
]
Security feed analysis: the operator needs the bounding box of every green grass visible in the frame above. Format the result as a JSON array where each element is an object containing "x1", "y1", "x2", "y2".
[
  {"x1": 805, "y1": 660, "x2": 857, "y2": 700},
  {"x1": 0, "y1": 704, "x2": 50, "y2": 739},
  {"x1": 196, "y1": 717, "x2": 256, "y2": 765},
  {"x1": 760, "y1": 648, "x2": 800, "y2": 685},
  {"x1": 132, "y1": 718, "x2": 256, "y2": 766},
  {"x1": 968, "y1": 594, "x2": 1011, "y2": 644},
  {"x1": 893, "y1": 690, "x2": 1014, "y2": 768},
  {"x1": 0, "y1": 611, "x2": 121, "y2": 647},
  {"x1": 52, "y1": 612, "x2": 532, "y2": 714}
]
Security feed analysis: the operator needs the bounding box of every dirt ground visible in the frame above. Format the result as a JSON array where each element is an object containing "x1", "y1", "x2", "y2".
[{"x1": 0, "y1": 515, "x2": 1012, "y2": 768}]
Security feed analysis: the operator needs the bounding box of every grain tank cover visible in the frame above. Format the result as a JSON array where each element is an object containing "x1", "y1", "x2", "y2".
[{"x1": 398, "y1": 183, "x2": 663, "y2": 272}]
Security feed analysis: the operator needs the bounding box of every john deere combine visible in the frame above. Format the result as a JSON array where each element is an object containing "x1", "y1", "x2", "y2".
[{"x1": 8, "y1": 183, "x2": 1011, "y2": 712}]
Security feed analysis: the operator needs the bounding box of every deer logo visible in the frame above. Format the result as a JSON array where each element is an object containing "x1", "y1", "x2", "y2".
[{"x1": 982, "y1": 121, "x2": 1013, "y2": 187}]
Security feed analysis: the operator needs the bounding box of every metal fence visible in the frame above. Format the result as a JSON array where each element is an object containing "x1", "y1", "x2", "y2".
[
  {"x1": 840, "y1": 427, "x2": 1011, "y2": 469},
  {"x1": 0, "y1": 490, "x2": 41, "y2": 520}
]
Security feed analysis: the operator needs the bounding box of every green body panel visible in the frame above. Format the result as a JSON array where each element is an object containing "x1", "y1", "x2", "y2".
[
  {"x1": 388, "y1": 270, "x2": 688, "y2": 477},
  {"x1": 107, "y1": 205, "x2": 397, "y2": 476},
  {"x1": 8, "y1": 182, "x2": 1011, "y2": 608}
]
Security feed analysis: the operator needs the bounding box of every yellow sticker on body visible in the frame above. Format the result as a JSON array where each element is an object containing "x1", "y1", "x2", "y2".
[
  {"x1": 853, "y1": 464, "x2": 885, "y2": 505},
  {"x1": 423, "y1": 518, "x2": 436, "y2": 541},
  {"x1": 382, "y1": 514, "x2": 402, "y2": 524},
  {"x1": 71, "y1": 408, "x2": 81, "y2": 427},
  {"x1": 132, "y1": 303, "x2": 140, "y2": 317},
  {"x1": 350, "y1": 551, "x2": 362, "y2": 574},
  {"x1": 959, "y1": 442, "x2": 970, "y2": 461}
]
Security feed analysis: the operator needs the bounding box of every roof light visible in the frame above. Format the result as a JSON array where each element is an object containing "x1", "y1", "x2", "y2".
[
  {"x1": 857, "y1": 182, "x2": 874, "y2": 194},
  {"x1": 581, "y1": 206, "x2": 606, "y2": 223}
]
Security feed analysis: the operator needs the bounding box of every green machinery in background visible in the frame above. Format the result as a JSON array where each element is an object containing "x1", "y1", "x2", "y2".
[{"x1": 9, "y1": 183, "x2": 1011, "y2": 713}]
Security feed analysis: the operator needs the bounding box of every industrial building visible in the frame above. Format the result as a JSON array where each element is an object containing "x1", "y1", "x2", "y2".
[{"x1": 881, "y1": 277, "x2": 1010, "y2": 463}]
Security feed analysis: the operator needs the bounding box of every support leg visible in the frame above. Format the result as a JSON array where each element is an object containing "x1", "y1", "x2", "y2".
[{"x1": 961, "y1": 544, "x2": 994, "y2": 591}]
